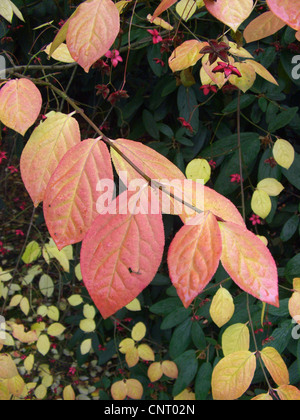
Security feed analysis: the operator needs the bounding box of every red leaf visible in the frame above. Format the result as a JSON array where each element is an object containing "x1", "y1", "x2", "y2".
[
  {"x1": 152, "y1": 0, "x2": 178, "y2": 20},
  {"x1": 266, "y1": 0, "x2": 300, "y2": 31},
  {"x1": 20, "y1": 112, "x2": 81, "y2": 207},
  {"x1": 168, "y1": 212, "x2": 222, "y2": 308},
  {"x1": 219, "y1": 222, "x2": 279, "y2": 307},
  {"x1": 80, "y1": 190, "x2": 165, "y2": 319},
  {"x1": 0, "y1": 79, "x2": 42, "y2": 136},
  {"x1": 66, "y1": 0, "x2": 120, "y2": 72},
  {"x1": 44, "y1": 139, "x2": 114, "y2": 250}
]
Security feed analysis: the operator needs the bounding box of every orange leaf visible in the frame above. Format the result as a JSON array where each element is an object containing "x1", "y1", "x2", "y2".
[
  {"x1": 243, "y1": 11, "x2": 286, "y2": 43},
  {"x1": 111, "y1": 380, "x2": 127, "y2": 400},
  {"x1": 66, "y1": 0, "x2": 120, "y2": 72},
  {"x1": 0, "y1": 79, "x2": 42, "y2": 136},
  {"x1": 44, "y1": 139, "x2": 113, "y2": 250},
  {"x1": 168, "y1": 40, "x2": 208, "y2": 72},
  {"x1": 212, "y1": 351, "x2": 256, "y2": 400},
  {"x1": 80, "y1": 190, "x2": 165, "y2": 319},
  {"x1": 219, "y1": 222, "x2": 279, "y2": 307},
  {"x1": 168, "y1": 212, "x2": 222, "y2": 308},
  {"x1": 162, "y1": 360, "x2": 178, "y2": 379},
  {"x1": 126, "y1": 379, "x2": 143, "y2": 400},
  {"x1": 260, "y1": 347, "x2": 290, "y2": 387},
  {"x1": 152, "y1": 0, "x2": 178, "y2": 20},
  {"x1": 245, "y1": 59, "x2": 279, "y2": 86},
  {"x1": 276, "y1": 385, "x2": 300, "y2": 401},
  {"x1": 204, "y1": 0, "x2": 253, "y2": 32},
  {"x1": 289, "y1": 291, "x2": 300, "y2": 324},
  {"x1": 251, "y1": 393, "x2": 273, "y2": 400},
  {"x1": 266, "y1": 0, "x2": 300, "y2": 31},
  {"x1": 20, "y1": 112, "x2": 81, "y2": 207}
]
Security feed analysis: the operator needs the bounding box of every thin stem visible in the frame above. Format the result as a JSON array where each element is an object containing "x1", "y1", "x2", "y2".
[{"x1": 237, "y1": 90, "x2": 246, "y2": 221}]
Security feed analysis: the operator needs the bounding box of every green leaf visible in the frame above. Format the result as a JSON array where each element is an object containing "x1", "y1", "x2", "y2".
[
  {"x1": 201, "y1": 132, "x2": 259, "y2": 160},
  {"x1": 280, "y1": 215, "x2": 299, "y2": 242},
  {"x1": 195, "y1": 362, "x2": 212, "y2": 400},
  {"x1": 222, "y1": 94, "x2": 255, "y2": 114},
  {"x1": 191, "y1": 322, "x2": 206, "y2": 350},
  {"x1": 285, "y1": 254, "x2": 300, "y2": 279},
  {"x1": 258, "y1": 149, "x2": 282, "y2": 182},
  {"x1": 282, "y1": 153, "x2": 300, "y2": 191},
  {"x1": 149, "y1": 298, "x2": 182, "y2": 315},
  {"x1": 268, "y1": 107, "x2": 298, "y2": 132},
  {"x1": 160, "y1": 307, "x2": 192, "y2": 330},
  {"x1": 142, "y1": 109, "x2": 160, "y2": 140},
  {"x1": 172, "y1": 349, "x2": 198, "y2": 396},
  {"x1": 22, "y1": 241, "x2": 41, "y2": 264},
  {"x1": 169, "y1": 318, "x2": 193, "y2": 359}
]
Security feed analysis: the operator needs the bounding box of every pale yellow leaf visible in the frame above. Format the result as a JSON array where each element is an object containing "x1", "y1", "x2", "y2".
[
  {"x1": 228, "y1": 62, "x2": 256, "y2": 93},
  {"x1": 47, "y1": 323, "x2": 66, "y2": 337},
  {"x1": 125, "y1": 298, "x2": 141, "y2": 312},
  {"x1": 22, "y1": 241, "x2": 41, "y2": 264},
  {"x1": 44, "y1": 43, "x2": 75, "y2": 63},
  {"x1": 39, "y1": 274, "x2": 54, "y2": 297},
  {"x1": 147, "y1": 362, "x2": 163, "y2": 382},
  {"x1": 137, "y1": 343, "x2": 155, "y2": 361},
  {"x1": 257, "y1": 178, "x2": 284, "y2": 197},
  {"x1": 47, "y1": 306, "x2": 60, "y2": 322},
  {"x1": 186, "y1": 158, "x2": 211, "y2": 184},
  {"x1": 251, "y1": 189, "x2": 272, "y2": 219},
  {"x1": 75, "y1": 263, "x2": 82, "y2": 281},
  {"x1": 0, "y1": 354, "x2": 18, "y2": 379},
  {"x1": 126, "y1": 379, "x2": 143, "y2": 400},
  {"x1": 119, "y1": 338, "x2": 135, "y2": 354},
  {"x1": 37, "y1": 334, "x2": 50, "y2": 356},
  {"x1": 20, "y1": 297, "x2": 30, "y2": 316},
  {"x1": 245, "y1": 59, "x2": 279, "y2": 86},
  {"x1": 6, "y1": 375, "x2": 25, "y2": 397},
  {"x1": 111, "y1": 380, "x2": 127, "y2": 400},
  {"x1": 68, "y1": 294, "x2": 83, "y2": 306},
  {"x1": 125, "y1": 347, "x2": 139, "y2": 368},
  {"x1": 42, "y1": 374, "x2": 53, "y2": 388},
  {"x1": 222, "y1": 323, "x2": 250, "y2": 356},
  {"x1": 24, "y1": 354, "x2": 34, "y2": 372},
  {"x1": 176, "y1": 0, "x2": 197, "y2": 21},
  {"x1": 79, "y1": 318, "x2": 96, "y2": 333},
  {"x1": 83, "y1": 304, "x2": 96, "y2": 320},
  {"x1": 261, "y1": 347, "x2": 289, "y2": 387},
  {"x1": 146, "y1": 14, "x2": 173, "y2": 30},
  {"x1": 252, "y1": 392, "x2": 273, "y2": 400},
  {"x1": 162, "y1": 360, "x2": 178, "y2": 379},
  {"x1": 63, "y1": 385, "x2": 76, "y2": 400},
  {"x1": 11, "y1": 323, "x2": 38, "y2": 344},
  {"x1": 34, "y1": 384, "x2": 47, "y2": 400},
  {"x1": 210, "y1": 287, "x2": 235, "y2": 328},
  {"x1": 80, "y1": 338, "x2": 92, "y2": 355},
  {"x1": 9, "y1": 294, "x2": 23, "y2": 307},
  {"x1": 273, "y1": 139, "x2": 295, "y2": 170},
  {"x1": 276, "y1": 385, "x2": 300, "y2": 401},
  {"x1": 131, "y1": 322, "x2": 146, "y2": 342},
  {"x1": 174, "y1": 388, "x2": 196, "y2": 400}
]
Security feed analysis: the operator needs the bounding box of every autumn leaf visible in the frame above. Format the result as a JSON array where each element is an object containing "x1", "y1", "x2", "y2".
[
  {"x1": 0, "y1": 79, "x2": 42, "y2": 136},
  {"x1": 245, "y1": 59, "x2": 279, "y2": 86},
  {"x1": 276, "y1": 385, "x2": 300, "y2": 401},
  {"x1": 228, "y1": 62, "x2": 256, "y2": 93},
  {"x1": 219, "y1": 221, "x2": 279, "y2": 307},
  {"x1": 80, "y1": 189, "x2": 165, "y2": 319},
  {"x1": 266, "y1": 0, "x2": 300, "y2": 31},
  {"x1": 210, "y1": 287, "x2": 235, "y2": 328},
  {"x1": 152, "y1": 0, "x2": 178, "y2": 20},
  {"x1": 66, "y1": 0, "x2": 120, "y2": 72},
  {"x1": 168, "y1": 212, "x2": 222, "y2": 308},
  {"x1": 222, "y1": 323, "x2": 250, "y2": 356},
  {"x1": 212, "y1": 351, "x2": 256, "y2": 400},
  {"x1": 20, "y1": 112, "x2": 81, "y2": 207},
  {"x1": 260, "y1": 347, "x2": 290, "y2": 387},
  {"x1": 273, "y1": 139, "x2": 295, "y2": 170},
  {"x1": 251, "y1": 189, "x2": 272, "y2": 219},
  {"x1": 44, "y1": 138, "x2": 113, "y2": 250},
  {"x1": 243, "y1": 11, "x2": 286, "y2": 43},
  {"x1": 204, "y1": 0, "x2": 253, "y2": 32},
  {"x1": 169, "y1": 40, "x2": 208, "y2": 72}
]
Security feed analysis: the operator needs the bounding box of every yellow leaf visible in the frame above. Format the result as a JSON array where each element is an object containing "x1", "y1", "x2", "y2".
[
  {"x1": 256, "y1": 178, "x2": 284, "y2": 197},
  {"x1": 79, "y1": 318, "x2": 96, "y2": 333},
  {"x1": 47, "y1": 305, "x2": 60, "y2": 321},
  {"x1": 131, "y1": 322, "x2": 146, "y2": 342},
  {"x1": 42, "y1": 374, "x2": 53, "y2": 388},
  {"x1": 116, "y1": 0, "x2": 131, "y2": 14},
  {"x1": 251, "y1": 189, "x2": 272, "y2": 219},
  {"x1": 80, "y1": 338, "x2": 92, "y2": 355},
  {"x1": 147, "y1": 14, "x2": 174, "y2": 30},
  {"x1": 63, "y1": 385, "x2": 76, "y2": 400},
  {"x1": 9, "y1": 294, "x2": 23, "y2": 307},
  {"x1": 44, "y1": 43, "x2": 75, "y2": 63},
  {"x1": 245, "y1": 59, "x2": 279, "y2": 86},
  {"x1": 257, "y1": 235, "x2": 268, "y2": 246},
  {"x1": 174, "y1": 388, "x2": 196, "y2": 400},
  {"x1": 186, "y1": 158, "x2": 211, "y2": 184},
  {"x1": 252, "y1": 393, "x2": 273, "y2": 400},
  {"x1": 111, "y1": 380, "x2": 127, "y2": 400},
  {"x1": 119, "y1": 338, "x2": 135, "y2": 354},
  {"x1": 260, "y1": 347, "x2": 290, "y2": 386},
  {"x1": 228, "y1": 42, "x2": 254, "y2": 59},
  {"x1": 0, "y1": 382, "x2": 10, "y2": 400},
  {"x1": 39, "y1": 274, "x2": 54, "y2": 297},
  {"x1": 201, "y1": 54, "x2": 228, "y2": 88},
  {"x1": 0, "y1": 0, "x2": 24, "y2": 23},
  {"x1": 126, "y1": 379, "x2": 143, "y2": 400},
  {"x1": 273, "y1": 139, "x2": 295, "y2": 170},
  {"x1": 162, "y1": 360, "x2": 178, "y2": 379},
  {"x1": 125, "y1": 347, "x2": 139, "y2": 368},
  {"x1": 22, "y1": 241, "x2": 41, "y2": 264},
  {"x1": 212, "y1": 351, "x2": 256, "y2": 400},
  {"x1": 222, "y1": 323, "x2": 250, "y2": 356},
  {"x1": 34, "y1": 384, "x2": 47, "y2": 400},
  {"x1": 147, "y1": 362, "x2": 163, "y2": 382},
  {"x1": 37, "y1": 334, "x2": 50, "y2": 356},
  {"x1": 210, "y1": 287, "x2": 235, "y2": 328},
  {"x1": 125, "y1": 298, "x2": 141, "y2": 312},
  {"x1": 228, "y1": 62, "x2": 256, "y2": 93},
  {"x1": 0, "y1": 354, "x2": 18, "y2": 379},
  {"x1": 276, "y1": 385, "x2": 300, "y2": 401},
  {"x1": 137, "y1": 343, "x2": 155, "y2": 361},
  {"x1": 6, "y1": 375, "x2": 25, "y2": 397},
  {"x1": 83, "y1": 304, "x2": 96, "y2": 319},
  {"x1": 293, "y1": 278, "x2": 300, "y2": 293},
  {"x1": 176, "y1": 0, "x2": 197, "y2": 21},
  {"x1": 75, "y1": 263, "x2": 82, "y2": 281},
  {"x1": 47, "y1": 323, "x2": 66, "y2": 337},
  {"x1": 68, "y1": 294, "x2": 83, "y2": 306},
  {"x1": 288, "y1": 291, "x2": 300, "y2": 324},
  {"x1": 24, "y1": 354, "x2": 34, "y2": 372},
  {"x1": 0, "y1": 267, "x2": 12, "y2": 282},
  {"x1": 43, "y1": 241, "x2": 70, "y2": 272},
  {"x1": 169, "y1": 40, "x2": 207, "y2": 72}
]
